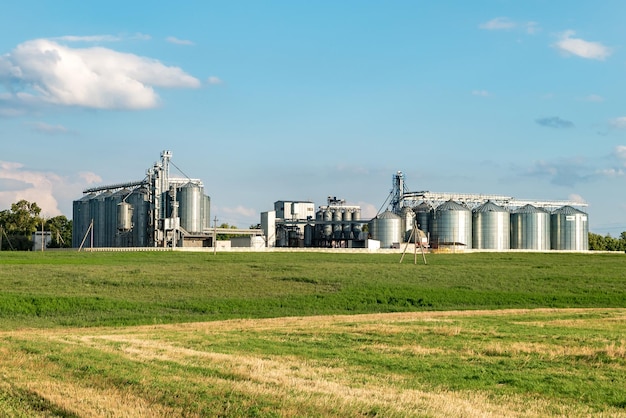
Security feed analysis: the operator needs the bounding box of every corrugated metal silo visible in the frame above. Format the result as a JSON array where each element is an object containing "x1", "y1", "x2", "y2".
[
  {"x1": 72, "y1": 193, "x2": 94, "y2": 247},
  {"x1": 127, "y1": 187, "x2": 150, "y2": 247},
  {"x1": 472, "y1": 201, "x2": 510, "y2": 250},
  {"x1": 179, "y1": 183, "x2": 204, "y2": 233},
  {"x1": 414, "y1": 202, "x2": 432, "y2": 235},
  {"x1": 304, "y1": 224, "x2": 314, "y2": 246},
  {"x1": 430, "y1": 200, "x2": 472, "y2": 249},
  {"x1": 323, "y1": 209, "x2": 332, "y2": 239},
  {"x1": 401, "y1": 206, "x2": 416, "y2": 242},
  {"x1": 89, "y1": 191, "x2": 110, "y2": 247},
  {"x1": 550, "y1": 206, "x2": 588, "y2": 251},
  {"x1": 510, "y1": 204, "x2": 550, "y2": 250},
  {"x1": 369, "y1": 211, "x2": 402, "y2": 248},
  {"x1": 342, "y1": 211, "x2": 352, "y2": 239},
  {"x1": 332, "y1": 210, "x2": 342, "y2": 239},
  {"x1": 106, "y1": 190, "x2": 128, "y2": 247}
]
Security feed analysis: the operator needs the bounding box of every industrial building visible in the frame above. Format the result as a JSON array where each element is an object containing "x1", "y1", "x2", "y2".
[
  {"x1": 72, "y1": 151, "x2": 215, "y2": 248},
  {"x1": 263, "y1": 172, "x2": 589, "y2": 251},
  {"x1": 368, "y1": 172, "x2": 589, "y2": 251}
]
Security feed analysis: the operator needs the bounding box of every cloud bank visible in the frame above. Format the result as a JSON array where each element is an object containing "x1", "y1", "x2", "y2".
[
  {"x1": 0, "y1": 38, "x2": 201, "y2": 112},
  {"x1": 479, "y1": 17, "x2": 539, "y2": 34},
  {"x1": 0, "y1": 160, "x2": 102, "y2": 217}
]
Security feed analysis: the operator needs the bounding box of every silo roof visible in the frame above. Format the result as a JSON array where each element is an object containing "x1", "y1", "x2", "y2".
[
  {"x1": 513, "y1": 204, "x2": 548, "y2": 214},
  {"x1": 552, "y1": 205, "x2": 586, "y2": 215},
  {"x1": 436, "y1": 199, "x2": 470, "y2": 212},
  {"x1": 474, "y1": 200, "x2": 507, "y2": 213},
  {"x1": 377, "y1": 210, "x2": 401, "y2": 219}
]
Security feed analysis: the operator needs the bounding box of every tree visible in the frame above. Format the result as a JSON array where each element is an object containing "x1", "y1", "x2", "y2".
[
  {"x1": 217, "y1": 223, "x2": 238, "y2": 240},
  {"x1": 0, "y1": 200, "x2": 42, "y2": 250},
  {"x1": 45, "y1": 216, "x2": 73, "y2": 248}
]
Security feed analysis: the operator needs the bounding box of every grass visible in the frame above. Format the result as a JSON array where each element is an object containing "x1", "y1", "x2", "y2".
[
  {"x1": 0, "y1": 250, "x2": 625, "y2": 416},
  {"x1": 0, "y1": 251, "x2": 625, "y2": 328}
]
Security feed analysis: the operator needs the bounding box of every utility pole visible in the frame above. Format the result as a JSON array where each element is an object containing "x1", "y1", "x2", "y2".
[{"x1": 213, "y1": 216, "x2": 218, "y2": 255}]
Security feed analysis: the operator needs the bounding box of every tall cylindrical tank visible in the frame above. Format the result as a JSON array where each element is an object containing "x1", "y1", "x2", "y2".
[
  {"x1": 203, "y1": 195, "x2": 211, "y2": 231},
  {"x1": 400, "y1": 206, "x2": 416, "y2": 242},
  {"x1": 510, "y1": 204, "x2": 550, "y2": 250},
  {"x1": 106, "y1": 189, "x2": 128, "y2": 247},
  {"x1": 414, "y1": 202, "x2": 432, "y2": 235},
  {"x1": 323, "y1": 209, "x2": 332, "y2": 239},
  {"x1": 72, "y1": 193, "x2": 94, "y2": 247},
  {"x1": 351, "y1": 209, "x2": 362, "y2": 239},
  {"x1": 304, "y1": 224, "x2": 315, "y2": 247},
  {"x1": 550, "y1": 206, "x2": 588, "y2": 251},
  {"x1": 430, "y1": 200, "x2": 472, "y2": 249},
  {"x1": 472, "y1": 201, "x2": 510, "y2": 250},
  {"x1": 89, "y1": 191, "x2": 110, "y2": 247},
  {"x1": 340, "y1": 211, "x2": 351, "y2": 239},
  {"x1": 127, "y1": 187, "x2": 150, "y2": 247},
  {"x1": 332, "y1": 209, "x2": 342, "y2": 239},
  {"x1": 369, "y1": 211, "x2": 402, "y2": 248},
  {"x1": 117, "y1": 202, "x2": 133, "y2": 231},
  {"x1": 178, "y1": 183, "x2": 203, "y2": 234}
]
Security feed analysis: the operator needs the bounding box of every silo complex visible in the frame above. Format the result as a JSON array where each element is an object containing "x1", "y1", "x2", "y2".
[
  {"x1": 551, "y1": 206, "x2": 589, "y2": 251},
  {"x1": 369, "y1": 211, "x2": 402, "y2": 248},
  {"x1": 510, "y1": 205, "x2": 550, "y2": 250},
  {"x1": 472, "y1": 201, "x2": 510, "y2": 250},
  {"x1": 430, "y1": 200, "x2": 472, "y2": 249},
  {"x1": 72, "y1": 151, "x2": 211, "y2": 248}
]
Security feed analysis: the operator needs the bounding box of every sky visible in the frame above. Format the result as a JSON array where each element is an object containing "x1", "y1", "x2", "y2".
[{"x1": 1, "y1": 1, "x2": 626, "y2": 235}]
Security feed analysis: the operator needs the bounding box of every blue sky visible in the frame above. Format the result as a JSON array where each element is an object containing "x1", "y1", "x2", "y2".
[{"x1": 1, "y1": 1, "x2": 626, "y2": 235}]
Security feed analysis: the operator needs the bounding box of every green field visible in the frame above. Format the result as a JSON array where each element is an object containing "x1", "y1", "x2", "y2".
[{"x1": 0, "y1": 251, "x2": 625, "y2": 416}]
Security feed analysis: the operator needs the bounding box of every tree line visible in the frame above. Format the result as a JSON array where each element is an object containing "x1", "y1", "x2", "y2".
[{"x1": 0, "y1": 200, "x2": 72, "y2": 250}]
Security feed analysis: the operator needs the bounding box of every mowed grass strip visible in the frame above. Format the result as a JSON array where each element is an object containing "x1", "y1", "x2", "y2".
[
  {"x1": 0, "y1": 309, "x2": 624, "y2": 417},
  {"x1": 0, "y1": 251, "x2": 625, "y2": 328}
]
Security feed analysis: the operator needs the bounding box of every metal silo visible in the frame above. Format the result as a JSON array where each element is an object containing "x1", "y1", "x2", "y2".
[
  {"x1": 89, "y1": 191, "x2": 110, "y2": 247},
  {"x1": 430, "y1": 200, "x2": 472, "y2": 249},
  {"x1": 342, "y1": 211, "x2": 352, "y2": 239},
  {"x1": 179, "y1": 183, "x2": 203, "y2": 234},
  {"x1": 106, "y1": 189, "x2": 128, "y2": 247},
  {"x1": 551, "y1": 206, "x2": 589, "y2": 251},
  {"x1": 351, "y1": 209, "x2": 362, "y2": 239},
  {"x1": 472, "y1": 201, "x2": 510, "y2": 250},
  {"x1": 323, "y1": 209, "x2": 332, "y2": 239},
  {"x1": 510, "y1": 204, "x2": 550, "y2": 250},
  {"x1": 72, "y1": 193, "x2": 94, "y2": 247},
  {"x1": 414, "y1": 202, "x2": 432, "y2": 235},
  {"x1": 369, "y1": 211, "x2": 402, "y2": 248},
  {"x1": 401, "y1": 206, "x2": 416, "y2": 242},
  {"x1": 332, "y1": 209, "x2": 342, "y2": 239},
  {"x1": 117, "y1": 202, "x2": 133, "y2": 232},
  {"x1": 304, "y1": 224, "x2": 315, "y2": 246},
  {"x1": 127, "y1": 187, "x2": 150, "y2": 247}
]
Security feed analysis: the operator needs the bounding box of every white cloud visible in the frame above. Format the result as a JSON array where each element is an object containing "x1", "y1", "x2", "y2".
[
  {"x1": 166, "y1": 36, "x2": 194, "y2": 46},
  {"x1": 479, "y1": 17, "x2": 516, "y2": 30},
  {"x1": 30, "y1": 122, "x2": 71, "y2": 135},
  {"x1": 479, "y1": 17, "x2": 540, "y2": 34},
  {"x1": 554, "y1": 30, "x2": 611, "y2": 60},
  {"x1": 0, "y1": 160, "x2": 101, "y2": 217},
  {"x1": 0, "y1": 38, "x2": 200, "y2": 112},
  {"x1": 584, "y1": 94, "x2": 604, "y2": 102},
  {"x1": 610, "y1": 117, "x2": 626, "y2": 129},
  {"x1": 472, "y1": 90, "x2": 490, "y2": 97},
  {"x1": 207, "y1": 76, "x2": 223, "y2": 85},
  {"x1": 568, "y1": 194, "x2": 587, "y2": 204},
  {"x1": 614, "y1": 145, "x2": 626, "y2": 165},
  {"x1": 597, "y1": 168, "x2": 625, "y2": 177}
]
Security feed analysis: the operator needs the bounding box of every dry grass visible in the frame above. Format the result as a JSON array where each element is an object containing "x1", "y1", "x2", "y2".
[{"x1": 1, "y1": 308, "x2": 625, "y2": 417}]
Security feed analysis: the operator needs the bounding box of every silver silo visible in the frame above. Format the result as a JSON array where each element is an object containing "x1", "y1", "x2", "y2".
[
  {"x1": 551, "y1": 206, "x2": 589, "y2": 251},
  {"x1": 369, "y1": 211, "x2": 402, "y2": 248},
  {"x1": 351, "y1": 209, "x2": 362, "y2": 239},
  {"x1": 323, "y1": 209, "x2": 332, "y2": 239},
  {"x1": 510, "y1": 204, "x2": 550, "y2": 250},
  {"x1": 472, "y1": 201, "x2": 510, "y2": 250},
  {"x1": 430, "y1": 200, "x2": 472, "y2": 249},
  {"x1": 414, "y1": 202, "x2": 432, "y2": 235},
  {"x1": 179, "y1": 183, "x2": 204, "y2": 234},
  {"x1": 126, "y1": 187, "x2": 150, "y2": 247},
  {"x1": 89, "y1": 191, "x2": 110, "y2": 247},
  {"x1": 106, "y1": 189, "x2": 128, "y2": 247},
  {"x1": 304, "y1": 224, "x2": 315, "y2": 247},
  {"x1": 117, "y1": 201, "x2": 133, "y2": 232},
  {"x1": 202, "y1": 195, "x2": 211, "y2": 230},
  {"x1": 342, "y1": 211, "x2": 352, "y2": 239},
  {"x1": 332, "y1": 209, "x2": 342, "y2": 239},
  {"x1": 400, "y1": 206, "x2": 416, "y2": 242}
]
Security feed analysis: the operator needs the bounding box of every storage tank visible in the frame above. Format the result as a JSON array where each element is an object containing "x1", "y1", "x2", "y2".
[
  {"x1": 332, "y1": 209, "x2": 342, "y2": 239},
  {"x1": 510, "y1": 204, "x2": 550, "y2": 250},
  {"x1": 472, "y1": 201, "x2": 510, "y2": 250},
  {"x1": 106, "y1": 189, "x2": 128, "y2": 247},
  {"x1": 369, "y1": 211, "x2": 402, "y2": 248},
  {"x1": 400, "y1": 206, "x2": 416, "y2": 242},
  {"x1": 414, "y1": 202, "x2": 432, "y2": 235},
  {"x1": 304, "y1": 224, "x2": 315, "y2": 247},
  {"x1": 551, "y1": 206, "x2": 589, "y2": 251},
  {"x1": 72, "y1": 193, "x2": 95, "y2": 247},
  {"x1": 342, "y1": 211, "x2": 352, "y2": 239},
  {"x1": 430, "y1": 200, "x2": 472, "y2": 249},
  {"x1": 178, "y1": 183, "x2": 203, "y2": 233},
  {"x1": 117, "y1": 201, "x2": 133, "y2": 232},
  {"x1": 323, "y1": 209, "x2": 332, "y2": 239},
  {"x1": 127, "y1": 187, "x2": 150, "y2": 247},
  {"x1": 351, "y1": 209, "x2": 362, "y2": 239},
  {"x1": 89, "y1": 191, "x2": 111, "y2": 247}
]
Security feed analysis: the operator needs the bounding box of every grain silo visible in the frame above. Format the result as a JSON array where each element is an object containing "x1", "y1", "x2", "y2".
[
  {"x1": 550, "y1": 206, "x2": 589, "y2": 251},
  {"x1": 472, "y1": 201, "x2": 510, "y2": 250},
  {"x1": 430, "y1": 200, "x2": 472, "y2": 249},
  {"x1": 369, "y1": 211, "x2": 402, "y2": 248},
  {"x1": 510, "y1": 204, "x2": 550, "y2": 250}
]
